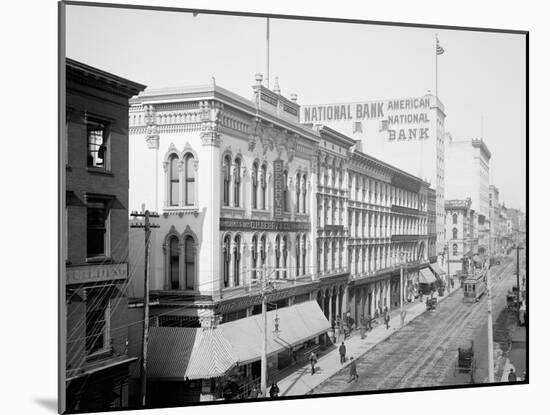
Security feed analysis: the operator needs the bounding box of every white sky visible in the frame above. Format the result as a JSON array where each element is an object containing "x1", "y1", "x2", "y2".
[{"x1": 66, "y1": 4, "x2": 526, "y2": 210}]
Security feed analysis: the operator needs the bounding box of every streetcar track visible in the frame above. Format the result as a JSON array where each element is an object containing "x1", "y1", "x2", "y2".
[{"x1": 312, "y1": 259, "x2": 517, "y2": 393}]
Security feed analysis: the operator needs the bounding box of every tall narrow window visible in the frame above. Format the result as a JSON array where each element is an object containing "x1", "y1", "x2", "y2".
[
  {"x1": 452, "y1": 213, "x2": 458, "y2": 224},
  {"x1": 302, "y1": 235, "x2": 307, "y2": 275},
  {"x1": 283, "y1": 170, "x2": 289, "y2": 212},
  {"x1": 223, "y1": 235, "x2": 230, "y2": 288},
  {"x1": 87, "y1": 200, "x2": 109, "y2": 258},
  {"x1": 169, "y1": 154, "x2": 179, "y2": 206},
  {"x1": 332, "y1": 240, "x2": 336, "y2": 270},
  {"x1": 251, "y1": 235, "x2": 258, "y2": 281},
  {"x1": 296, "y1": 173, "x2": 301, "y2": 213},
  {"x1": 85, "y1": 288, "x2": 110, "y2": 355},
  {"x1": 169, "y1": 236, "x2": 180, "y2": 290},
  {"x1": 260, "y1": 235, "x2": 266, "y2": 267},
  {"x1": 234, "y1": 158, "x2": 241, "y2": 207},
  {"x1": 324, "y1": 241, "x2": 329, "y2": 271},
  {"x1": 282, "y1": 236, "x2": 288, "y2": 279},
  {"x1": 223, "y1": 156, "x2": 231, "y2": 207},
  {"x1": 452, "y1": 227, "x2": 458, "y2": 240},
  {"x1": 302, "y1": 175, "x2": 307, "y2": 213},
  {"x1": 275, "y1": 235, "x2": 281, "y2": 279},
  {"x1": 233, "y1": 235, "x2": 241, "y2": 286},
  {"x1": 252, "y1": 163, "x2": 258, "y2": 209},
  {"x1": 261, "y1": 164, "x2": 267, "y2": 210},
  {"x1": 453, "y1": 243, "x2": 458, "y2": 256},
  {"x1": 296, "y1": 235, "x2": 301, "y2": 276},
  {"x1": 185, "y1": 154, "x2": 195, "y2": 206},
  {"x1": 87, "y1": 120, "x2": 108, "y2": 169},
  {"x1": 184, "y1": 236, "x2": 195, "y2": 290}
]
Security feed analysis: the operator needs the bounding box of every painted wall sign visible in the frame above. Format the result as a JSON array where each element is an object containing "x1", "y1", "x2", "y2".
[
  {"x1": 273, "y1": 159, "x2": 284, "y2": 218},
  {"x1": 220, "y1": 218, "x2": 311, "y2": 232},
  {"x1": 302, "y1": 96, "x2": 433, "y2": 142},
  {"x1": 66, "y1": 263, "x2": 128, "y2": 285}
]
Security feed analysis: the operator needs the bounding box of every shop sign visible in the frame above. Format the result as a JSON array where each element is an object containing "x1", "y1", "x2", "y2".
[
  {"x1": 66, "y1": 263, "x2": 127, "y2": 285},
  {"x1": 220, "y1": 218, "x2": 310, "y2": 232},
  {"x1": 273, "y1": 159, "x2": 284, "y2": 218}
]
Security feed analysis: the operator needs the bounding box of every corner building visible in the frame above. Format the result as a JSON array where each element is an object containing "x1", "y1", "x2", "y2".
[{"x1": 127, "y1": 77, "x2": 436, "y2": 402}]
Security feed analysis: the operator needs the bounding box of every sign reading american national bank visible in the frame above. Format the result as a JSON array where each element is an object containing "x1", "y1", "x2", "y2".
[{"x1": 302, "y1": 97, "x2": 432, "y2": 141}]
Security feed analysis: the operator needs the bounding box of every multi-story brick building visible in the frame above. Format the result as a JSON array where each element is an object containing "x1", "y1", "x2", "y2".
[{"x1": 64, "y1": 58, "x2": 145, "y2": 411}]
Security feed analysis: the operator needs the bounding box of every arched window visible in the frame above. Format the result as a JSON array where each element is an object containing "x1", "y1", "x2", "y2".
[
  {"x1": 453, "y1": 243, "x2": 458, "y2": 256},
  {"x1": 251, "y1": 235, "x2": 258, "y2": 281},
  {"x1": 324, "y1": 241, "x2": 329, "y2": 271},
  {"x1": 169, "y1": 154, "x2": 179, "y2": 206},
  {"x1": 296, "y1": 173, "x2": 301, "y2": 213},
  {"x1": 233, "y1": 158, "x2": 241, "y2": 207},
  {"x1": 260, "y1": 234, "x2": 266, "y2": 266},
  {"x1": 223, "y1": 235, "x2": 230, "y2": 288},
  {"x1": 302, "y1": 235, "x2": 307, "y2": 275},
  {"x1": 169, "y1": 236, "x2": 180, "y2": 289},
  {"x1": 261, "y1": 164, "x2": 267, "y2": 210},
  {"x1": 223, "y1": 156, "x2": 231, "y2": 207},
  {"x1": 283, "y1": 170, "x2": 289, "y2": 212},
  {"x1": 275, "y1": 235, "x2": 281, "y2": 279},
  {"x1": 302, "y1": 174, "x2": 307, "y2": 213},
  {"x1": 296, "y1": 235, "x2": 301, "y2": 276},
  {"x1": 252, "y1": 163, "x2": 258, "y2": 209},
  {"x1": 452, "y1": 227, "x2": 458, "y2": 239},
  {"x1": 184, "y1": 236, "x2": 195, "y2": 290},
  {"x1": 452, "y1": 213, "x2": 458, "y2": 224},
  {"x1": 184, "y1": 154, "x2": 195, "y2": 206},
  {"x1": 233, "y1": 235, "x2": 241, "y2": 286}
]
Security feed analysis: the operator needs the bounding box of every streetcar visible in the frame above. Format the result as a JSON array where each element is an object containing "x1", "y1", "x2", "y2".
[{"x1": 462, "y1": 269, "x2": 487, "y2": 303}]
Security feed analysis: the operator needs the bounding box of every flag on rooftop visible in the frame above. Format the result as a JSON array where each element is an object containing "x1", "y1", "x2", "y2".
[{"x1": 436, "y1": 38, "x2": 445, "y2": 55}]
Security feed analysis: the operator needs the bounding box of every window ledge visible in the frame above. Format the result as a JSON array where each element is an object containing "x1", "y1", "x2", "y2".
[
  {"x1": 85, "y1": 348, "x2": 114, "y2": 362},
  {"x1": 87, "y1": 167, "x2": 114, "y2": 177},
  {"x1": 163, "y1": 207, "x2": 199, "y2": 216},
  {"x1": 86, "y1": 256, "x2": 113, "y2": 264}
]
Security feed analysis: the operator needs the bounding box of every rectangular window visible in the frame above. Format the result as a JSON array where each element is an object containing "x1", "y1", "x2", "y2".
[
  {"x1": 87, "y1": 120, "x2": 108, "y2": 169},
  {"x1": 86, "y1": 288, "x2": 110, "y2": 355},
  {"x1": 87, "y1": 200, "x2": 109, "y2": 258}
]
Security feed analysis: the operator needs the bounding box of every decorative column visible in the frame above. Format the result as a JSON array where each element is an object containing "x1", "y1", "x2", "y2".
[{"x1": 199, "y1": 100, "x2": 222, "y2": 297}]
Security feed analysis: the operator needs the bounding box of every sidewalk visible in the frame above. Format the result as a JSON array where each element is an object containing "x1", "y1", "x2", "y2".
[{"x1": 278, "y1": 282, "x2": 461, "y2": 396}]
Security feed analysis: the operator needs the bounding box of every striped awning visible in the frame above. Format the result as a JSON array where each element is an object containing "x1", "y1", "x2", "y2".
[
  {"x1": 219, "y1": 300, "x2": 331, "y2": 365},
  {"x1": 147, "y1": 326, "x2": 237, "y2": 380},
  {"x1": 419, "y1": 267, "x2": 437, "y2": 284},
  {"x1": 429, "y1": 263, "x2": 447, "y2": 278}
]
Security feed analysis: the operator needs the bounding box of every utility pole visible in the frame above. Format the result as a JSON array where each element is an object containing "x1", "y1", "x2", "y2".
[
  {"x1": 515, "y1": 245, "x2": 524, "y2": 325},
  {"x1": 249, "y1": 264, "x2": 287, "y2": 397},
  {"x1": 131, "y1": 208, "x2": 159, "y2": 408},
  {"x1": 487, "y1": 236, "x2": 494, "y2": 382}
]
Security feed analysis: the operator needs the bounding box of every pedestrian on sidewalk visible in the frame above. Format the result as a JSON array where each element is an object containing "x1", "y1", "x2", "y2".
[
  {"x1": 366, "y1": 313, "x2": 372, "y2": 331},
  {"x1": 309, "y1": 351, "x2": 317, "y2": 375},
  {"x1": 384, "y1": 309, "x2": 390, "y2": 330},
  {"x1": 348, "y1": 357, "x2": 358, "y2": 382},
  {"x1": 508, "y1": 368, "x2": 517, "y2": 382},
  {"x1": 339, "y1": 342, "x2": 347, "y2": 364},
  {"x1": 269, "y1": 382, "x2": 279, "y2": 398}
]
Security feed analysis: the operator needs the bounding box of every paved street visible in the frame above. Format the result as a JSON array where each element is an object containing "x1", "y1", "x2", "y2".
[{"x1": 311, "y1": 256, "x2": 520, "y2": 394}]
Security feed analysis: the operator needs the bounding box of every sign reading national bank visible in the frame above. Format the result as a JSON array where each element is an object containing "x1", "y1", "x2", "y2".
[{"x1": 302, "y1": 97, "x2": 432, "y2": 141}]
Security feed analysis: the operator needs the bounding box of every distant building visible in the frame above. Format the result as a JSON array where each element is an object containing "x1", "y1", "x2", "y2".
[
  {"x1": 64, "y1": 58, "x2": 145, "y2": 411},
  {"x1": 444, "y1": 199, "x2": 477, "y2": 277},
  {"x1": 445, "y1": 135, "x2": 491, "y2": 255}
]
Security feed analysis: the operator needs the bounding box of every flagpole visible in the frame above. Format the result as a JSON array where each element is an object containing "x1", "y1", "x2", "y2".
[
  {"x1": 266, "y1": 18, "x2": 270, "y2": 89},
  {"x1": 435, "y1": 34, "x2": 438, "y2": 101}
]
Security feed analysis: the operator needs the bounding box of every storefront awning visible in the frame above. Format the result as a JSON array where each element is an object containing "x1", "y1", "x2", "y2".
[
  {"x1": 429, "y1": 263, "x2": 447, "y2": 278},
  {"x1": 419, "y1": 267, "x2": 437, "y2": 284},
  {"x1": 219, "y1": 300, "x2": 331, "y2": 365},
  {"x1": 147, "y1": 326, "x2": 238, "y2": 380}
]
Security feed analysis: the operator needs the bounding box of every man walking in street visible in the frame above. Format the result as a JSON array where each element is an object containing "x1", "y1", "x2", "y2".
[
  {"x1": 339, "y1": 341, "x2": 347, "y2": 364},
  {"x1": 348, "y1": 357, "x2": 358, "y2": 382},
  {"x1": 309, "y1": 351, "x2": 317, "y2": 375},
  {"x1": 384, "y1": 308, "x2": 390, "y2": 330}
]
